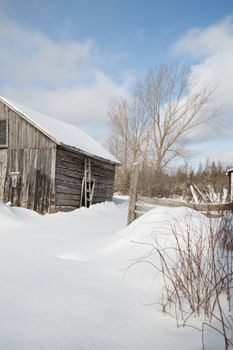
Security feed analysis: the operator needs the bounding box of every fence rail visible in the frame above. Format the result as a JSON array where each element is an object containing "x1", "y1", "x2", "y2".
[
  {"x1": 135, "y1": 195, "x2": 233, "y2": 219},
  {"x1": 127, "y1": 163, "x2": 233, "y2": 224}
]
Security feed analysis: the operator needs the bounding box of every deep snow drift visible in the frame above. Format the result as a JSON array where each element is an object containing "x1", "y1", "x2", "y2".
[{"x1": 0, "y1": 199, "x2": 226, "y2": 349}]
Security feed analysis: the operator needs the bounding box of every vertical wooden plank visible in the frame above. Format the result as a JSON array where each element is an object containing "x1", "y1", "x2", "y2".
[
  {"x1": 28, "y1": 149, "x2": 38, "y2": 210},
  {"x1": 127, "y1": 162, "x2": 139, "y2": 225},
  {"x1": 0, "y1": 150, "x2": 7, "y2": 202},
  {"x1": 230, "y1": 173, "x2": 233, "y2": 201},
  {"x1": 49, "y1": 147, "x2": 56, "y2": 213},
  {"x1": 4, "y1": 149, "x2": 10, "y2": 203},
  {"x1": 20, "y1": 149, "x2": 29, "y2": 208}
]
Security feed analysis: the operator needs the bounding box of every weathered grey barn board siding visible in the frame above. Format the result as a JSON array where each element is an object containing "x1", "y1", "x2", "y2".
[
  {"x1": 55, "y1": 147, "x2": 85, "y2": 209},
  {"x1": 89, "y1": 158, "x2": 115, "y2": 204},
  {"x1": 3, "y1": 148, "x2": 56, "y2": 214},
  {"x1": 0, "y1": 101, "x2": 57, "y2": 213},
  {"x1": 0, "y1": 101, "x2": 55, "y2": 149},
  {"x1": 55, "y1": 147, "x2": 115, "y2": 209}
]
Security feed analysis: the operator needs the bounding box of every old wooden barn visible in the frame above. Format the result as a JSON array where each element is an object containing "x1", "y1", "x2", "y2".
[{"x1": 0, "y1": 97, "x2": 119, "y2": 214}]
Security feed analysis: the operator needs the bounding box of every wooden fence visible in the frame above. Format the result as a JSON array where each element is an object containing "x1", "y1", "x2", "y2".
[{"x1": 127, "y1": 163, "x2": 233, "y2": 225}]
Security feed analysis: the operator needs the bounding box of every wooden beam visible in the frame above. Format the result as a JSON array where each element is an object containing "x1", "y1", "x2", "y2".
[
  {"x1": 137, "y1": 195, "x2": 233, "y2": 212},
  {"x1": 127, "y1": 162, "x2": 139, "y2": 225}
]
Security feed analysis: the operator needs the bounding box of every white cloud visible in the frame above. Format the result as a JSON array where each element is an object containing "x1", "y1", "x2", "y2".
[
  {"x1": 175, "y1": 16, "x2": 233, "y2": 143},
  {"x1": 0, "y1": 17, "x2": 96, "y2": 85},
  {"x1": 23, "y1": 72, "x2": 130, "y2": 123},
  {"x1": 0, "y1": 16, "x2": 131, "y2": 135}
]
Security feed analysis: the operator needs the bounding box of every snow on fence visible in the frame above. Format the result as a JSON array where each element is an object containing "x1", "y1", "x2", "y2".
[{"x1": 127, "y1": 163, "x2": 233, "y2": 225}]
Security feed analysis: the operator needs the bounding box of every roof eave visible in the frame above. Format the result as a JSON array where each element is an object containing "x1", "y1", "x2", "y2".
[{"x1": 59, "y1": 143, "x2": 121, "y2": 166}]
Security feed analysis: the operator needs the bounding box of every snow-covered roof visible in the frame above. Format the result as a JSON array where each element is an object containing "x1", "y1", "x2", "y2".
[{"x1": 0, "y1": 97, "x2": 119, "y2": 164}]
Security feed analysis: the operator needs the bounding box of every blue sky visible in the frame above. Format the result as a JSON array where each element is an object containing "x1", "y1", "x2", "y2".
[
  {"x1": 2, "y1": 0, "x2": 232, "y2": 75},
  {"x1": 0, "y1": 0, "x2": 233, "y2": 167}
]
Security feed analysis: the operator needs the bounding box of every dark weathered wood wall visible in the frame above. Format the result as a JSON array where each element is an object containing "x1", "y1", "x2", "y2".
[
  {"x1": 55, "y1": 146, "x2": 115, "y2": 211},
  {"x1": 55, "y1": 147, "x2": 84, "y2": 210},
  {"x1": 91, "y1": 157, "x2": 115, "y2": 204},
  {"x1": 0, "y1": 101, "x2": 56, "y2": 213}
]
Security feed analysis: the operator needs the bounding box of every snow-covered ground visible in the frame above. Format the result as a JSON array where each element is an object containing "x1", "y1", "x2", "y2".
[{"x1": 0, "y1": 198, "x2": 226, "y2": 349}]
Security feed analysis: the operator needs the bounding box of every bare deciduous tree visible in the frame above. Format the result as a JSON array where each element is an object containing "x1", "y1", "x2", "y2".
[
  {"x1": 108, "y1": 93, "x2": 150, "y2": 168},
  {"x1": 108, "y1": 98, "x2": 131, "y2": 172},
  {"x1": 141, "y1": 64, "x2": 217, "y2": 174},
  {"x1": 107, "y1": 63, "x2": 218, "y2": 194}
]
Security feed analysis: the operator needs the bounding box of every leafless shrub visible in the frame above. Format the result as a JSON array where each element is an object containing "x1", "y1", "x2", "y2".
[{"x1": 132, "y1": 211, "x2": 233, "y2": 349}]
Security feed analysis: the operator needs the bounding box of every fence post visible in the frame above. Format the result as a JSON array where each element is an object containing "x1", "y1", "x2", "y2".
[{"x1": 127, "y1": 162, "x2": 139, "y2": 225}]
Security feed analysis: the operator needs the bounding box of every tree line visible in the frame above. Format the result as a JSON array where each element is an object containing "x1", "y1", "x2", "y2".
[{"x1": 113, "y1": 157, "x2": 230, "y2": 200}]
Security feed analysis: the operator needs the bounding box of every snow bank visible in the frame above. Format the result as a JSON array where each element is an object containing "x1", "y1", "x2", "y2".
[
  {"x1": 0, "y1": 201, "x2": 226, "y2": 349},
  {"x1": 0, "y1": 202, "x2": 40, "y2": 226}
]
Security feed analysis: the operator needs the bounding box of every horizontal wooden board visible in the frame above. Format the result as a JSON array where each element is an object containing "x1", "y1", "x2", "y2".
[
  {"x1": 56, "y1": 198, "x2": 79, "y2": 206},
  {"x1": 136, "y1": 204, "x2": 155, "y2": 213},
  {"x1": 137, "y1": 195, "x2": 233, "y2": 212},
  {"x1": 55, "y1": 146, "x2": 116, "y2": 208},
  {"x1": 56, "y1": 173, "x2": 82, "y2": 185},
  {"x1": 56, "y1": 185, "x2": 81, "y2": 195},
  {"x1": 55, "y1": 205, "x2": 77, "y2": 212}
]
